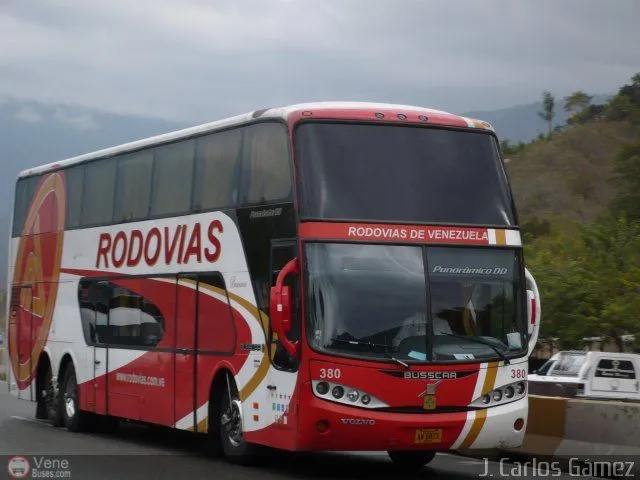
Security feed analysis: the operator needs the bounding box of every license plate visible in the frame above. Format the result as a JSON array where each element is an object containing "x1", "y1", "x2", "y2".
[
  {"x1": 414, "y1": 428, "x2": 442, "y2": 444},
  {"x1": 422, "y1": 395, "x2": 436, "y2": 410}
]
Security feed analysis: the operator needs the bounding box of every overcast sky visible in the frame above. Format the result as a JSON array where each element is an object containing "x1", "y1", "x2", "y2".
[{"x1": 1, "y1": 0, "x2": 639, "y2": 122}]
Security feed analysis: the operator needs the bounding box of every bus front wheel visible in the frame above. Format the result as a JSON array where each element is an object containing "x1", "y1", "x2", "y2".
[
  {"x1": 387, "y1": 450, "x2": 436, "y2": 470},
  {"x1": 219, "y1": 382, "x2": 259, "y2": 465}
]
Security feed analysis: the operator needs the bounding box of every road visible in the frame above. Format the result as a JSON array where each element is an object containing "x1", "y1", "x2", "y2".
[{"x1": 0, "y1": 382, "x2": 604, "y2": 480}]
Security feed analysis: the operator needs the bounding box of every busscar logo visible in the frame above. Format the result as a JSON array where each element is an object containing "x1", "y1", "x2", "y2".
[
  {"x1": 405, "y1": 371, "x2": 458, "y2": 380},
  {"x1": 7, "y1": 456, "x2": 30, "y2": 479},
  {"x1": 380, "y1": 369, "x2": 475, "y2": 380}
]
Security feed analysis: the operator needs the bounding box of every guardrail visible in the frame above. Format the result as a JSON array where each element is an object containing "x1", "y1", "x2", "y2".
[{"x1": 462, "y1": 395, "x2": 640, "y2": 475}]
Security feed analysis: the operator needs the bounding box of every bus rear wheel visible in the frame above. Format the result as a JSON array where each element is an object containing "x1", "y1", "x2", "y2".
[
  {"x1": 61, "y1": 364, "x2": 88, "y2": 432},
  {"x1": 219, "y1": 382, "x2": 259, "y2": 465},
  {"x1": 387, "y1": 450, "x2": 436, "y2": 470},
  {"x1": 44, "y1": 366, "x2": 63, "y2": 426}
]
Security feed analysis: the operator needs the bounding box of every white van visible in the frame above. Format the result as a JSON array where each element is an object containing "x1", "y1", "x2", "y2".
[{"x1": 528, "y1": 350, "x2": 640, "y2": 401}]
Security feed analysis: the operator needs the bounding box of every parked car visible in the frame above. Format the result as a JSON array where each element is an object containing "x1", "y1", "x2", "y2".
[{"x1": 528, "y1": 350, "x2": 640, "y2": 401}]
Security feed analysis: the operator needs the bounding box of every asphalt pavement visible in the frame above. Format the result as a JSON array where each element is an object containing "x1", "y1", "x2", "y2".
[{"x1": 0, "y1": 381, "x2": 604, "y2": 480}]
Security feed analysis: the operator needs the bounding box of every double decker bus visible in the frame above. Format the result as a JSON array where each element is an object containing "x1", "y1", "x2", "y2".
[{"x1": 6, "y1": 102, "x2": 540, "y2": 469}]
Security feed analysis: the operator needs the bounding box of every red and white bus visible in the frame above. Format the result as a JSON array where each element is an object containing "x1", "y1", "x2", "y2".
[{"x1": 6, "y1": 102, "x2": 540, "y2": 468}]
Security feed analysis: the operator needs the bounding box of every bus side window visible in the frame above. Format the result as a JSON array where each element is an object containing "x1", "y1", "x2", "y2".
[
  {"x1": 78, "y1": 280, "x2": 111, "y2": 345},
  {"x1": 270, "y1": 243, "x2": 299, "y2": 371}
]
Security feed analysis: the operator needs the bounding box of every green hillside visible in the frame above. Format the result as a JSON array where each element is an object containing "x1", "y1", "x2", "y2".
[
  {"x1": 507, "y1": 74, "x2": 640, "y2": 352},
  {"x1": 507, "y1": 121, "x2": 640, "y2": 225}
]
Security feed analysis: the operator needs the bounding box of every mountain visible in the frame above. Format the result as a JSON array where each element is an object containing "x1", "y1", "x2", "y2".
[
  {"x1": 0, "y1": 95, "x2": 617, "y2": 288},
  {"x1": 0, "y1": 99, "x2": 186, "y2": 289},
  {"x1": 506, "y1": 120, "x2": 640, "y2": 225},
  {"x1": 462, "y1": 94, "x2": 610, "y2": 143}
]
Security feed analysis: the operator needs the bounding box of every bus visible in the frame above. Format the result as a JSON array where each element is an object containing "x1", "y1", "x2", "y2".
[{"x1": 6, "y1": 102, "x2": 541, "y2": 469}]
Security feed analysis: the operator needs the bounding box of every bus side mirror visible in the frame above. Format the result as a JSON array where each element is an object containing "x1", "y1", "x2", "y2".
[
  {"x1": 270, "y1": 285, "x2": 292, "y2": 334},
  {"x1": 525, "y1": 268, "x2": 541, "y2": 356},
  {"x1": 269, "y1": 257, "x2": 299, "y2": 357}
]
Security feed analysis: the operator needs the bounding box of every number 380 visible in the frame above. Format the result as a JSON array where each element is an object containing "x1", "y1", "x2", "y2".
[
  {"x1": 511, "y1": 369, "x2": 527, "y2": 379},
  {"x1": 319, "y1": 368, "x2": 341, "y2": 379}
]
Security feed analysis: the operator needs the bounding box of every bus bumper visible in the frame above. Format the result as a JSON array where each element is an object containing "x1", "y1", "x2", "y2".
[{"x1": 297, "y1": 382, "x2": 527, "y2": 451}]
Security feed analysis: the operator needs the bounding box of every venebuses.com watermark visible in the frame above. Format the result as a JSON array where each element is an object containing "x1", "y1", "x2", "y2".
[{"x1": 7, "y1": 456, "x2": 71, "y2": 479}]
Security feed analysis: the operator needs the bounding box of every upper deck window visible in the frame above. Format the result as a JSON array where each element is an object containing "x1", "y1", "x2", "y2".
[{"x1": 295, "y1": 122, "x2": 516, "y2": 226}]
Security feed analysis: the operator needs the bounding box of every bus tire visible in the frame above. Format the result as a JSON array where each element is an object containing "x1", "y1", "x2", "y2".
[
  {"x1": 218, "y1": 380, "x2": 259, "y2": 465},
  {"x1": 387, "y1": 450, "x2": 436, "y2": 470},
  {"x1": 43, "y1": 365, "x2": 64, "y2": 427},
  {"x1": 61, "y1": 364, "x2": 88, "y2": 432}
]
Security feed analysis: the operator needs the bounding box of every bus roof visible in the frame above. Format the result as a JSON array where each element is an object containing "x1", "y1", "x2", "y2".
[{"x1": 17, "y1": 101, "x2": 494, "y2": 178}]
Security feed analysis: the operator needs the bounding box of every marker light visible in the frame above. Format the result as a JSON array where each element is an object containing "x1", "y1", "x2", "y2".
[
  {"x1": 347, "y1": 390, "x2": 359, "y2": 402},
  {"x1": 419, "y1": 115, "x2": 429, "y2": 121},
  {"x1": 316, "y1": 382, "x2": 329, "y2": 395},
  {"x1": 516, "y1": 382, "x2": 526, "y2": 395},
  {"x1": 361, "y1": 395, "x2": 371, "y2": 405},
  {"x1": 375, "y1": 112, "x2": 385, "y2": 119},
  {"x1": 332, "y1": 386, "x2": 345, "y2": 399},
  {"x1": 316, "y1": 420, "x2": 329, "y2": 433},
  {"x1": 514, "y1": 418, "x2": 525, "y2": 431},
  {"x1": 397, "y1": 113, "x2": 407, "y2": 120}
]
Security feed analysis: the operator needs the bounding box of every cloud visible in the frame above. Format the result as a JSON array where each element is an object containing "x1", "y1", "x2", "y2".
[
  {"x1": 0, "y1": 0, "x2": 638, "y2": 122},
  {"x1": 53, "y1": 107, "x2": 100, "y2": 131},
  {"x1": 13, "y1": 105, "x2": 42, "y2": 123}
]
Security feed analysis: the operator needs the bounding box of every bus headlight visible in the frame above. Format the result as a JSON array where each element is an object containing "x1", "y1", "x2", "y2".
[
  {"x1": 311, "y1": 380, "x2": 387, "y2": 409},
  {"x1": 470, "y1": 381, "x2": 527, "y2": 407},
  {"x1": 315, "y1": 382, "x2": 329, "y2": 395},
  {"x1": 347, "y1": 390, "x2": 359, "y2": 402}
]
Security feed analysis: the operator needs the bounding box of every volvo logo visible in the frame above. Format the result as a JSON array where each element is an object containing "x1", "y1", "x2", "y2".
[{"x1": 340, "y1": 418, "x2": 375, "y2": 426}]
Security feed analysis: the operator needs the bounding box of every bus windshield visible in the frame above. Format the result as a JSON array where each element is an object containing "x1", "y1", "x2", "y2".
[
  {"x1": 305, "y1": 243, "x2": 526, "y2": 363},
  {"x1": 295, "y1": 122, "x2": 515, "y2": 226}
]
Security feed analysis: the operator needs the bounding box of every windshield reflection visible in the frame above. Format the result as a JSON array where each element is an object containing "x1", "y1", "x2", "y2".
[{"x1": 305, "y1": 243, "x2": 525, "y2": 363}]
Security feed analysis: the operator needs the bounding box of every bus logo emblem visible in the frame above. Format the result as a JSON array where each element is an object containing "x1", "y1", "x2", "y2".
[
  {"x1": 8, "y1": 172, "x2": 66, "y2": 390},
  {"x1": 418, "y1": 380, "x2": 442, "y2": 410}
]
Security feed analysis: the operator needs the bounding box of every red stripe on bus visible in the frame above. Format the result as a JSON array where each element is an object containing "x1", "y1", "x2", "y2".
[{"x1": 298, "y1": 222, "x2": 491, "y2": 245}]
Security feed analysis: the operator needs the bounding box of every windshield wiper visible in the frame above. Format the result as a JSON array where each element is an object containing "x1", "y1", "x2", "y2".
[
  {"x1": 442, "y1": 333, "x2": 510, "y2": 365},
  {"x1": 331, "y1": 337, "x2": 410, "y2": 370}
]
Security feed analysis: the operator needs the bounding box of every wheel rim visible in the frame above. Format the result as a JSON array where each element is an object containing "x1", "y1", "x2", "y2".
[
  {"x1": 220, "y1": 399, "x2": 243, "y2": 447},
  {"x1": 63, "y1": 377, "x2": 76, "y2": 419}
]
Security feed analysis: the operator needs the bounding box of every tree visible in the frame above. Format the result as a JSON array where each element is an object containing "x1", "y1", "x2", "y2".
[
  {"x1": 619, "y1": 72, "x2": 640, "y2": 106},
  {"x1": 564, "y1": 91, "x2": 592, "y2": 115},
  {"x1": 538, "y1": 91, "x2": 555, "y2": 137},
  {"x1": 525, "y1": 215, "x2": 640, "y2": 352},
  {"x1": 611, "y1": 134, "x2": 640, "y2": 220}
]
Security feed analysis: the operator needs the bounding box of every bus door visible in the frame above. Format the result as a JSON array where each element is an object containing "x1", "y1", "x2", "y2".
[
  {"x1": 81, "y1": 280, "x2": 109, "y2": 415},
  {"x1": 174, "y1": 272, "x2": 234, "y2": 432},
  {"x1": 12, "y1": 285, "x2": 34, "y2": 401},
  {"x1": 265, "y1": 240, "x2": 300, "y2": 448},
  {"x1": 174, "y1": 273, "x2": 197, "y2": 431}
]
